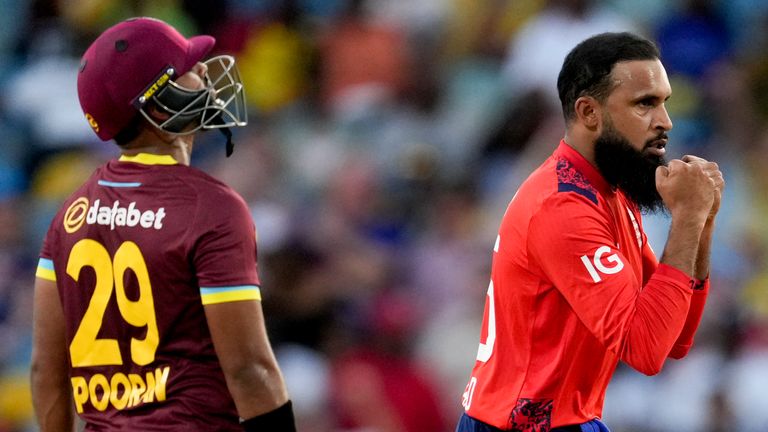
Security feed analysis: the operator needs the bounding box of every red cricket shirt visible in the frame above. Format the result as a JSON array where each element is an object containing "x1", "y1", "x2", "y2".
[{"x1": 461, "y1": 141, "x2": 709, "y2": 430}]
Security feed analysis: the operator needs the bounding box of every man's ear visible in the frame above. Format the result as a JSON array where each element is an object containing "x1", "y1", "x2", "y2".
[
  {"x1": 146, "y1": 103, "x2": 171, "y2": 122},
  {"x1": 574, "y1": 96, "x2": 601, "y2": 131}
]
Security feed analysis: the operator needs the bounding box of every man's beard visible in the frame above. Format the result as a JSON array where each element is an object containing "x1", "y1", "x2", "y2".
[{"x1": 593, "y1": 124, "x2": 667, "y2": 214}]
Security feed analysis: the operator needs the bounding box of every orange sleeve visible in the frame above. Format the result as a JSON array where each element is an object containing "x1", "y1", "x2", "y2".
[
  {"x1": 668, "y1": 278, "x2": 709, "y2": 359},
  {"x1": 639, "y1": 227, "x2": 710, "y2": 359}
]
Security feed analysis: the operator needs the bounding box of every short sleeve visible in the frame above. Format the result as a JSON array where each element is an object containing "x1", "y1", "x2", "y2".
[
  {"x1": 37, "y1": 212, "x2": 61, "y2": 281},
  {"x1": 191, "y1": 187, "x2": 261, "y2": 305}
]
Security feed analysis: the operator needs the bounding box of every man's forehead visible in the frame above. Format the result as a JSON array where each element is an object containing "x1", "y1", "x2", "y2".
[{"x1": 610, "y1": 59, "x2": 671, "y2": 96}]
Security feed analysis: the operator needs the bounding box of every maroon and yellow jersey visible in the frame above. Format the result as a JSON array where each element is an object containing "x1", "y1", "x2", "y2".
[
  {"x1": 460, "y1": 141, "x2": 709, "y2": 429},
  {"x1": 36, "y1": 153, "x2": 262, "y2": 431}
]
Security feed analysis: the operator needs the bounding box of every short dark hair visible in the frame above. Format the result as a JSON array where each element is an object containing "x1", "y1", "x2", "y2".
[
  {"x1": 557, "y1": 32, "x2": 660, "y2": 122},
  {"x1": 113, "y1": 114, "x2": 144, "y2": 146}
]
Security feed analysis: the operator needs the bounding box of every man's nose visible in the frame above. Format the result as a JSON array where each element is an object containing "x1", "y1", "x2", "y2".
[
  {"x1": 192, "y1": 62, "x2": 208, "y2": 79},
  {"x1": 655, "y1": 104, "x2": 673, "y2": 131}
]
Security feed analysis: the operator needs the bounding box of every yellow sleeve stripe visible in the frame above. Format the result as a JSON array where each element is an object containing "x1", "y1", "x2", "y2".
[
  {"x1": 36, "y1": 258, "x2": 56, "y2": 281},
  {"x1": 200, "y1": 285, "x2": 261, "y2": 305}
]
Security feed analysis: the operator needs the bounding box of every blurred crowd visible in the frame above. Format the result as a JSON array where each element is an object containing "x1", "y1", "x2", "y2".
[{"x1": 1, "y1": 0, "x2": 767, "y2": 431}]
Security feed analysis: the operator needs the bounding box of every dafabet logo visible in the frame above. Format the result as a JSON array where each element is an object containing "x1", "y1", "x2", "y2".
[
  {"x1": 63, "y1": 197, "x2": 166, "y2": 233},
  {"x1": 64, "y1": 197, "x2": 89, "y2": 233}
]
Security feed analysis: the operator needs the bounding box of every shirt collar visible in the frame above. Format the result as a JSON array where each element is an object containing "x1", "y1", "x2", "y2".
[
  {"x1": 118, "y1": 153, "x2": 179, "y2": 166},
  {"x1": 555, "y1": 139, "x2": 613, "y2": 196}
]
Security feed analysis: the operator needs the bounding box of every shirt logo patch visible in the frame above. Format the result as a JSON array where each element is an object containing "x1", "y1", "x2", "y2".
[
  {"x1": 85, "y1": 199, "x2": 167, "y2": 231},
  {"x1": 581, "y1": 245, "x2": 624, "y2": 283},
  {"x1": 64, "y1": 197, "x2": 89, "y2": 233}
]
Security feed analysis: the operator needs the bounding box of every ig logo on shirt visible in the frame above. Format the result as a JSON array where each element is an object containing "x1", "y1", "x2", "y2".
[{"x1": 581, "y1": 245, "x2": 624, "y2": 282}]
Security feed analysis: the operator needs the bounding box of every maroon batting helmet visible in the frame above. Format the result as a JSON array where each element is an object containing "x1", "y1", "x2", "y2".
[{"x1": 77, "y1": 17, "x2": 246, "y2": 149}]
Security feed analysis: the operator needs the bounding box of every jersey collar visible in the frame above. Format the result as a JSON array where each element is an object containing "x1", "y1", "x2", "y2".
[
  {"x1": 556, "y1": 140, "x2": 613, "y2": 196},
  {"x1": 118, "y1": 153, "x2": 179, "y2": 166}
]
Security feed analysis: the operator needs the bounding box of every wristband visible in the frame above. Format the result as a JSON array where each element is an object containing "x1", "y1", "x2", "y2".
[
  {"x1": 241, "y1": 400, "x2": 296, "y2": 432},
  {"x1": 693, "y1": 278, "x2": 707, "y2": 291}
]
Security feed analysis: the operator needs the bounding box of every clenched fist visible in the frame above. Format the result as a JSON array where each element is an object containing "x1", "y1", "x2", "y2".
[
  {"x1": 681, "y1": 155, "x2": 724, "y2": 221},
  {"x1": 655, "y1": 158, "x2": 719, "y2": 224}
]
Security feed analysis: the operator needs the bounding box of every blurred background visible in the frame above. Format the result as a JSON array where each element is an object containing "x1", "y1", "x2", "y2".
[{"x1": 0, "y1": 0, "x2": 767, "y2": 431}]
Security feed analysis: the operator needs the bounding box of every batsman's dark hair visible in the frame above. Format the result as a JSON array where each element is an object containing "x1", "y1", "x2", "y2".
[
  {"x1": 557, "y1": 32, "x2": 660, "y2": 123},
  {"x1": 113, "y1": 114, "x2": 143, "y2": 146}
]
